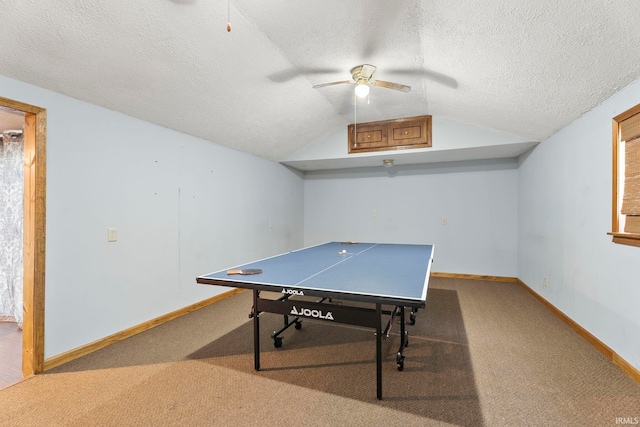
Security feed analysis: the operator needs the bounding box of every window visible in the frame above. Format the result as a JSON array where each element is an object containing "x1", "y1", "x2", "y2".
[{"x1": 610, "y1": 102, "x2": 640, "y2": 247}]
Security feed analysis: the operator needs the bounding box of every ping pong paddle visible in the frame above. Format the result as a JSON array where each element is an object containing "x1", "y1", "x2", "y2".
[{"x1": 226, "y1": 269, "x2": 263, "y2": 275}]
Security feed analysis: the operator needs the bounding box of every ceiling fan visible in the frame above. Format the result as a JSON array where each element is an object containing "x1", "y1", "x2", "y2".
[{"x1": 312, "y1": 64, "x2": 411, "y2": 98}]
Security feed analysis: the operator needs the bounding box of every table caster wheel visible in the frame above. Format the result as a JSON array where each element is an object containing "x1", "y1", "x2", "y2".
[
  {"x1": 274, "y1": 337, "x2": 283, "y2": 348},
  {"x1": 409, "y1": 314, "x2": 416, "y2": 325},
  {"x1": 396, "y1": 352, "x2": 405, "y2": 371},
  {"x1": 294, "y1": 321, "x2": 302, "y2": 330}
]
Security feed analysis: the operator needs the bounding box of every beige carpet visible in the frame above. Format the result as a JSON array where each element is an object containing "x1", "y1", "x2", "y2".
[{"x1": 0, "y1": 278, "x2": 638, "y2": 426}]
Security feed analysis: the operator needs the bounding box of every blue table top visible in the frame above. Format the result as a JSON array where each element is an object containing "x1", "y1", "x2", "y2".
[{"x1": 197, "y1": 242, "x2": 434, "y2": 305}]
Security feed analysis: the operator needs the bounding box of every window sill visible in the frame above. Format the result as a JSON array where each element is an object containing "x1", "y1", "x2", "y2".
[{"x1": 608, "y1": 232, "x2": 640, "y2": 247}]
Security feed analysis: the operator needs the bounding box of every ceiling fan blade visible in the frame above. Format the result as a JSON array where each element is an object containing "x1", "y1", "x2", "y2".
[
  {"x1": 268, "y1": 67, "x2": 343, "y2": 83},
  {"x1": 360, "y1": 64, "x2": 377, "y2": 80},
  {"x1": 371, "y1": 80, "x2": 411, "y2": 93},
  {"x1": 385, "y1": 68, "x2": 458, "y2": 89},
  {"x1": 313, "y1": 80, "x2": 353, "y2": 89}
]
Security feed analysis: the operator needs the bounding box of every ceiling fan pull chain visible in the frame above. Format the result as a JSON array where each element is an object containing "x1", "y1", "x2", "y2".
[
  {"x1": 227, "y1": 0, "x2": 231, "y2": 32},
  {"x1": 354, "y1": 91, "x2": 357, "y2": 140}
]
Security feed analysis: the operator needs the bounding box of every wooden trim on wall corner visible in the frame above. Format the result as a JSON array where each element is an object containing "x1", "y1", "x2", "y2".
[
  {"x1": 608, "y1": 232, "x2": 640, "y2": 247},
  {"x1": 516, "y1": 279, "x2": 640, "y2": 384},
  {"x1": 43, "y1": 289, "x2": 245, "y2": 372}
]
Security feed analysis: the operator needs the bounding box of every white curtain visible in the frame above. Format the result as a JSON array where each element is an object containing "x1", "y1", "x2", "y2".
[{"x1": 0, "y1": 130, "x2": 24, "y2": 328}]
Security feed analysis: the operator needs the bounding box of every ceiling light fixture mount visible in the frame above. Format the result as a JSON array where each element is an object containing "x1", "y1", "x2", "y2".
[{"x1": 383, "y1": 159, "x2": 394, "y2": 168}]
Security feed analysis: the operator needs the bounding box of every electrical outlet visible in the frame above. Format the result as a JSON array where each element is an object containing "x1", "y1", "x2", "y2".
[
  {"x1": 371, "y1": 209, "x2": 377, "y2": 217},
  {"x1": 543, "y1": 276, "x2": 549, "y2": 288},
  {"x1": 441, "y1": 217, "x2": 447, "y2": 225}
]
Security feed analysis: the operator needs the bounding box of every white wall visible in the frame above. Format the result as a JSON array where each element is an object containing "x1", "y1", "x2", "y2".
[
  {"x1": 1, "y1": 75, "x2": 304, "y2": 358},
  {"x1": 518, "y1": 79, "x2": 640, "y2": 370},
  {"x1": 303, "y1": 159, "x2": 519, "y2": 277}
]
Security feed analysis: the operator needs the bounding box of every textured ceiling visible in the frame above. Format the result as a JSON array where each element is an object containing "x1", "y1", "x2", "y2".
[{"x1": 1, "y1": 1, "x2": 639, "y2": 162}]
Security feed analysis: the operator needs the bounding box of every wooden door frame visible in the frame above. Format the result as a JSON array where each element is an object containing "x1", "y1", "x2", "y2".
[{"x1": 0, "y1": 96, "x2": 46, "y2": 376}]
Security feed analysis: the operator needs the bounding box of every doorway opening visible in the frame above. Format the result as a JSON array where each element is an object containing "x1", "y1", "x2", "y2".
[{"x1": 0, "y1": 96, "x2": 46, "y2": 382}]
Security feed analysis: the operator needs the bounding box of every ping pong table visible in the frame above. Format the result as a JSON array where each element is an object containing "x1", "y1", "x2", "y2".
[{"x1": 196, "y1": 241, "x2": 434, "y2": 400}]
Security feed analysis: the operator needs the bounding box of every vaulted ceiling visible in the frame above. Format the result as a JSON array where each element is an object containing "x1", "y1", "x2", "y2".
[{"x1": 1, "y1": 1, "x2": 639, "y2": 163}]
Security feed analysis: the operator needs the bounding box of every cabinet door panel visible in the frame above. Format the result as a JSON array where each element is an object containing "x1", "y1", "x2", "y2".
[
  {"x1": 348, "y1": 124, "x2": 387, "y2": 151},
  {"x1": 389, "y1": 118, "x2": 430, "y2": 147}
]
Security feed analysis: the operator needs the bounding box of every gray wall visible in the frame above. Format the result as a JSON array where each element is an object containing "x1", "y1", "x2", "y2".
[
  {"x1": 518, "y1": 78, "x2": 640, "y2": 371},
  {"x1": 1, "y1": 75, "x2": 305, "y2": 358},
  {"x1": 4, "y1": 70, "x2": 639, "y2": 372},
  {"x1": 303, "y1": 159, "x2": 519, "y2": 277}
]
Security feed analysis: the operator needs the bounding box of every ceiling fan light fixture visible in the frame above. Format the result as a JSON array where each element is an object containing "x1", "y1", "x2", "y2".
[
  {"x1": 354, "y1": 83, "x2": 370, "y2": 98},
  {"x1": 383, "y1": 159, "x2": 394, "y2": 168}
]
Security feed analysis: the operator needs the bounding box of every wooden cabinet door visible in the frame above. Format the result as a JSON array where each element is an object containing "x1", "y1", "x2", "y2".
[
  {"x1": 348, "y1": 115, "x2": 431, "y2": 154},
  {"x1": 388, "y1": 116, "x2": 431, "y2": 147},
  {"x1": 348, "y1": 123, "x2": 387, "y2": 152}
]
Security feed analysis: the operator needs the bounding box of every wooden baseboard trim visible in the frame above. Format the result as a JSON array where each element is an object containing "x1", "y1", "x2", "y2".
[
  {"x1": 431, "y1": 272, "x2": 518, "y2": 283},
  {"x1": 516, "y1": 279, "x2": 640, "y2": 384},
  {"x1": 43, "y1": 288, "x2": 245, "y2": 372}
]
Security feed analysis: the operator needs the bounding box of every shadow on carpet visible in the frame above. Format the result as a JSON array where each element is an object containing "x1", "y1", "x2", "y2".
[{"x1": 188, "y1": 288, "x2": 484, "y2": 426}]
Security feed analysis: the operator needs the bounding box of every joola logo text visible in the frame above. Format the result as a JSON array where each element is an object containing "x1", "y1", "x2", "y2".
[
  {"x1": 282, "y1": 288, "x2": 304, "y2": 296},
  {"x1": 290, "y1": 306, "x2": 334, "y2": 321}
]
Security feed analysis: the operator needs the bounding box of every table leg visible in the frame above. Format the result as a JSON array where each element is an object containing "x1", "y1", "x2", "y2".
[
  {"x1": 253, "y1": 289, "x2": 260, "y2": 371},
  {"x1": 396, "y1": 306, "x2": 406, "y2": 371},
  {"x1": 400, "y1": 306, "x2": 406, "y2": 342},
  {"x1": 376, "y1": 303, "x2": 382, "y2": 400}
]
